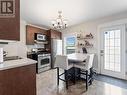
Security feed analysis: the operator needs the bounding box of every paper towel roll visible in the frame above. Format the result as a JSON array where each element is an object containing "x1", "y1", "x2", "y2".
[{"x1": 0, "y1": 48, "x2": 3, "y2": 63}]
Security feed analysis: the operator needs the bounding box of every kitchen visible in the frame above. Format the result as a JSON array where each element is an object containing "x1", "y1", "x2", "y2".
[
  {"x1": 0, "y1": 0, "x2": 127, "y2": 95},
  {"x1": 26, "y1": 25, "x2": 62, "y2": 73},
  {"x1": 0, "y1": 22, "x2": 62, "y2": 95}
]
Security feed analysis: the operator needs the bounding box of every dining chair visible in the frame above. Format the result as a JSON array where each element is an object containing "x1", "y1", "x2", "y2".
[
  {"x1": 55, "y1": 55, "x2": 73, "y2": 89},
  {"x1": 74, "y1": 54, "x2": 95, "y2": 90}
]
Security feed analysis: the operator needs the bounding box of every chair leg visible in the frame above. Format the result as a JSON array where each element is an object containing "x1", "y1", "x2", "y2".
[
  {"x1": 57, "y1": 67, "x2": 59, "y2": 86},
  {"x1": 78, "y1": 69, "x2": 81, "y2": 79},
  {"x1": 73, "y1": 67, "x2": 76, "y2": 84},
  {"x1": 86, "y1": 70, "x2": 88, "y2": 90},
  {"x1": 90, "y1": 68, "x2": 93, "y2": 85},
  {"x1": 65, "y1": 70, "x2": 68, "y2": 89}
]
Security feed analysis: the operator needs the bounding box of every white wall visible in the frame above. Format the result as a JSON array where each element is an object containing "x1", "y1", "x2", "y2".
[
  {"x1": 20, "y1": 20, "x2": 27, "y2": 44},
  {"x1": 62, "y1": 12, "x2": 127, "y2": 73}
]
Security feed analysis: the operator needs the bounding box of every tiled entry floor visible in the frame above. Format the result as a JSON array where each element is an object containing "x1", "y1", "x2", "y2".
[
  {"x1": 94, "y1": 74, "x2": 127, "y2": 89},
  {"x1": 37, "y1": 69, "x2": 127, "y2": 95}
]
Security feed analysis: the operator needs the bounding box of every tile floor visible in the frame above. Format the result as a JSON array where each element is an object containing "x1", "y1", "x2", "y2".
[
  {"x1": 94, "y1": 74, "x2": 127, "y2": 89},
  {"x1": 37, "y1": 69, "x2": 127, "y2": 95}
]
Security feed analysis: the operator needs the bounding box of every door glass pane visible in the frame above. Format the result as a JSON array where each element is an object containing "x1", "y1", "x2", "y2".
[
  {"x1": 110, "y1": 31, "x2": 115, "y2": 38},
  {"x1": 105, "y1": 54, "x2": 110, "y2": 62},
  {"x1": 115, "y1": 39, "x2": 120, "y2": 46},
  {"x1": 104, "y1": 29, "x2": 121, "y2": 72},
  {"x1": 105, "y1": 62, "x2": 110, "y2": 70},
  {"x1": 110, "y1": 47, "x2": 115, "y2": 54},
  {"x1": 110, "y1": 55, "x2": 115, "y2": 63},
  {"x1": 105, "y1": 39, "x2": 110, "y2": 46},
  {"x1": 110, "y1": 39, "x2": 115, "y2": 46},
  {"x1": 105, "y1": 31, "x2": 110, "y2": 39},
  {"x1": 115, "y1": 30, "x2": 120, "y2": 38},
  {"x1": 115, "y1": 47, "x2": 120, "y2": 55},
  {"x1": 105, "y1": 47, "x2": 110, "y2": 54}
]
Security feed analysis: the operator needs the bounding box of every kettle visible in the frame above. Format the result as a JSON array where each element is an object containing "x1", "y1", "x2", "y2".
[{"x1": 0, "y1": 48, "x2": 3, "y2": 63}]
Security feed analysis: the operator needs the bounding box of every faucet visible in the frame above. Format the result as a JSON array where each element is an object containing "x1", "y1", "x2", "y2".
[{"x1": 3, "y1": 51, "x2": 8, "y2": 57}]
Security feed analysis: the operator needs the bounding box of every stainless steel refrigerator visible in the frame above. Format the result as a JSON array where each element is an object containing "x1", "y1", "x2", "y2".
[{"x1": 51, "y1": 39, "x2": 62, "y2": 68}]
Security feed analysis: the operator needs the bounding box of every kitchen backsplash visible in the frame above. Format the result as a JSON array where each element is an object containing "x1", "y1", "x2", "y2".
[
  {"x1": 0, "y1": 42, "x2": 27, "y2": 57},
  {"x1": 27, "y1": 44, "x2": 44, "y2": 52}
]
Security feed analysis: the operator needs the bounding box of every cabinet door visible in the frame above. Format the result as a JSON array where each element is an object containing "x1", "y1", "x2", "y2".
[
  {"x1": 51, "y1": 30, "x2": 61, "y2": 39},
  {"x1": 51, "y1": 30, "x2": 56, "y2": 39},
  {"x1": 26, "y1": 25, "x2": 47, "y2": 45},
  {"x1": 0, "y1": 0, "x2": 20, "y2": 41},
  {"x1": 56, "y1": 32, "x2": 61, "y2": 39},
  {"x1": 0, "y1": 64, "x2": 36, "y2": 95}
]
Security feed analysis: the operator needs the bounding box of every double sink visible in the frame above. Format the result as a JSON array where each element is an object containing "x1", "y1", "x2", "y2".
[{"x1": 4, "y1": 56, "x2": 22, "y2": 61}]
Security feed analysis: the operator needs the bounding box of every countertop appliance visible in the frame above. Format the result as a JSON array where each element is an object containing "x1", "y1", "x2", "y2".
[
  {"x1": 51, "y1": 39, "x2": 62, "y2": 68},
  {"x1": 27, "y1": 50, "x2": 51, "y2": 73},
  {"x1": 34, "y1": 33, "x2": 47, "y2": 41}
]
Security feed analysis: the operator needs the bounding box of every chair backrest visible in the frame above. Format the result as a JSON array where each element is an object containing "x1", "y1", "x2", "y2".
[
  {"x1": 85, "y1": 54, "x2": 95, "y2": 70},
  {"x1": 55, "y1": 55, "x2": 68, "y2": 70}
]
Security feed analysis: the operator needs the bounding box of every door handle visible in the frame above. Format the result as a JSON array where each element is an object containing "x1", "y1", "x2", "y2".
[
  {"x1": 100, "y1": 50, "x2": 104, "y2": 53},
  {"x1": 100, "y1": 50, "x2": 104, "y2": 56}
]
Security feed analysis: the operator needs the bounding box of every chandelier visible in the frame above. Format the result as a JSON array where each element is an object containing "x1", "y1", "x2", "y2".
[{"x1": 51, "y1": 11, "x2": 68, "y2": 30}]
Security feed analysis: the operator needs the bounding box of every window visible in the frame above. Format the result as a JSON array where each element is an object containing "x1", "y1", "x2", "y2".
[{"x1": 66, "y1": 36, "x2": 76, "y2": 54}]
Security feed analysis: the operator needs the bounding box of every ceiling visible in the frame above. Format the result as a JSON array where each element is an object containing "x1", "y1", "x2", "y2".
[{"x1": 21, "y1": 0, "x2": 127, "y2": 28}]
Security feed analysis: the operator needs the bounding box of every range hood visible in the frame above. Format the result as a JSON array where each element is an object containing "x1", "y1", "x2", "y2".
[{"x1": 34, "y1": 40, "x2": 48, "y2": 44}]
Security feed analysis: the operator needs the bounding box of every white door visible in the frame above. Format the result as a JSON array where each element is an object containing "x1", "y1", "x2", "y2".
[{"x1": 100, "y1": 25, "x2": 126, "y2": 79}]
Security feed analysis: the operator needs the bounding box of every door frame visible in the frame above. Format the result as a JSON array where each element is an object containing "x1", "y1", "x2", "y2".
[
  {"x1": 100, "y1": 25, "x2": 125, "y2": 79},
  {"x1": 98, "y1": 19, "x2": 127, "y2": 79}
]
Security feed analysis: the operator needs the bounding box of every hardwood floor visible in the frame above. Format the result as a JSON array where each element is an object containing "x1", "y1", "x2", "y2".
[{"x1": 37, "y1": 69, "x2": 127, "y2": 95}]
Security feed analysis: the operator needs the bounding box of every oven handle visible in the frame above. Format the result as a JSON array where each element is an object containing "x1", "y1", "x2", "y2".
[{"x1": 38, "y1": 56, "x2": 51, "y2": 59}]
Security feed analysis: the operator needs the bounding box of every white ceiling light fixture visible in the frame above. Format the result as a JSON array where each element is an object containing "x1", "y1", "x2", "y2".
[{"x1": 51, "y1": 11, "x2": 68, "y2": 30}]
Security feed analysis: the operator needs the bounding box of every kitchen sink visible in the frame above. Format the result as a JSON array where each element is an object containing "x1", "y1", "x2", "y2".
[{"x1": 4, "y1": 56, "x2": 22, "y2": 61}]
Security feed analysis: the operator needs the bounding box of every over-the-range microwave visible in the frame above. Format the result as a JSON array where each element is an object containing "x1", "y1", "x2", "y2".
[{"x1": 34, "y1": 33, "x2": 47, "y2": 41}]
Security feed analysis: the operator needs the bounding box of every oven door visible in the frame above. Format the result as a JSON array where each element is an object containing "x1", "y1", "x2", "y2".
[{"x1": 38, "y1": 56, "x2": 51, "y2": 68}]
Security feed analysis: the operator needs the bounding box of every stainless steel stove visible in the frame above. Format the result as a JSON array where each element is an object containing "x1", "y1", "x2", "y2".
[
  {"x1": 37, "y1": 53, "x2": 51, "y2": 73},
  {"x1": 27, "y1": 48, "x2": 51, "y2": 73}
]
